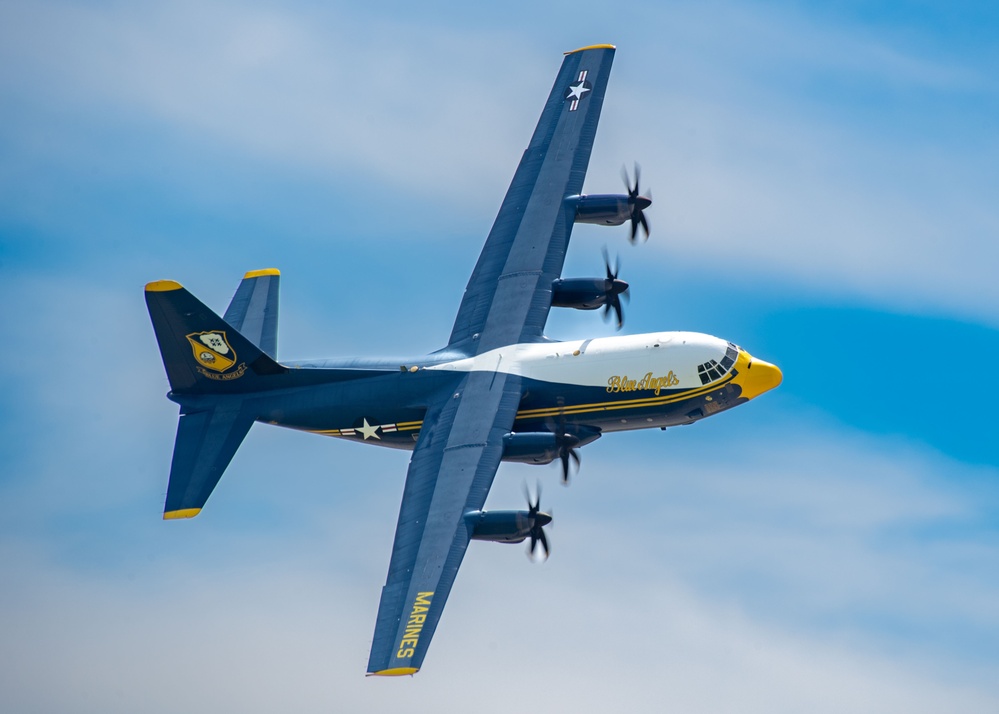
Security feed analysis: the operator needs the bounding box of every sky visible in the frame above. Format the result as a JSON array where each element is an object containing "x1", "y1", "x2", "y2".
[{"x1": 1, "y1": 0, "x2": 998, "y2": 711}]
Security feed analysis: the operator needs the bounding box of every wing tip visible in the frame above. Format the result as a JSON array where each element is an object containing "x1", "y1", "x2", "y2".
[
  {"x1": 163, "y1": 508, "x2": 202, "y2": 520},
  {"x1": 564, "y1": 43, "x2": 616, "y2": 55},
  {"x1": 243, "y1": 268, "x2": 281, "y2": 279},
  {"x1": 146, "y1": 279, "x2": 183, "y2": 292},
  {"x1": 367, "y1": 668, "x2": 420, "y2": 677}
]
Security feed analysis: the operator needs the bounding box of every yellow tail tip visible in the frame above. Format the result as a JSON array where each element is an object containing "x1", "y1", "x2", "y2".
[
  {"x1": 243, "y1": 268, "x2": 280, "y2": 279},
  {"x1": 367, "y1": 667, "x2": 419, "y2": 677},
  {"x1": 163, "y1": 508, "x2": 202, "y2": 520},
  {"x1": 145, "y1": 280, "x2": 183, "y2": 292},
  {"x1": 564, "y1": 44, "x2": 616, "y2": 55}
]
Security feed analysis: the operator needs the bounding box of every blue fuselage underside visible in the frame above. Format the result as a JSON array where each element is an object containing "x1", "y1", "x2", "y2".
[{"x1": 170, "y1": 363, "x2": 748, "y2": 451}]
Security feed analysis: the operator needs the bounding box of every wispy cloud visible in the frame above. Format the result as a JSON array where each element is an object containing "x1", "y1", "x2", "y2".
[
  {"x1": 3, "y1": 1, "x2": 996, "y2": 322},
  {"x1": 1, "y1": 3, "x2": 997, "y2": 710},
  {"x1": 2, "y1": 422, "x2": 997, "y2": 712}
]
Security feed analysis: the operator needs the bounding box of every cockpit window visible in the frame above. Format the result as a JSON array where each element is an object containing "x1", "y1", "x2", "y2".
[{"x1": 697, "y1": 343, "x2": 740, "y2": 385}]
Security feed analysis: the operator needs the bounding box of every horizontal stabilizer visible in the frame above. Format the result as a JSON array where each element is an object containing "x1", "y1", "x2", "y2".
[
  {"x1": 146, "y1": 280, "x2": 285, "y2": 394},
  {"x1": 223, "y1": 269, "x2": 280, "y2": 359},
  {"x1": 164, "y1": 400, "x2": 254, "y2": 518}
]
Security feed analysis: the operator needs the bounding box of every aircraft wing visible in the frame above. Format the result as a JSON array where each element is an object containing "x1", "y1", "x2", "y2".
[
  {"x1": 367, "y1": 370, "x2": 523, "y2": 675},
  {"x1": 448, "y1": 45, "x2": 616, "y2": 353},
  {"x1": 369, "y1": 45, "x2": 615, "y2": 675}
]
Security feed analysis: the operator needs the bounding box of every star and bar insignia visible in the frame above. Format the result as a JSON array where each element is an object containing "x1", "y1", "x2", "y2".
[{"x1": 565, "y1": 69, "x2": 592, "y2": 111}]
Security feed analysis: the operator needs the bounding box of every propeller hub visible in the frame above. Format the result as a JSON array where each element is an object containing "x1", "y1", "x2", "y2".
[{"x1": 534, "y1": 512, "x2": 553, "y2": 528}]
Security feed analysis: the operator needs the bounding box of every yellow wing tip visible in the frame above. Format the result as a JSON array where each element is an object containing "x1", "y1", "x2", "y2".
[
  {"x1": 145, "y1": 280, "x2": 183, "y2": 292},
  {"x1": 367, "y1": 667, "x2": 420, "y2": 677},
  {"x1": 163, "y1": 508, "x2": 202, "y2": 520},
  {"x1": 564, "y1": 43, "x2": 616, "y2": 55},
  {"x1": 243, "y1": 268, "x2": 280, "y2": 279}
]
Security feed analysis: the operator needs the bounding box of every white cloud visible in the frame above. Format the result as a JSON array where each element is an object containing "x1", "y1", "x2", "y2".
[
  {"x1": 2, "y1": 296, "x2": 997, "y2": 713},
  {"x1": 2, "y1": 426, "x2": 998, "y2": 713},
  {"x1": 0, "y1": 0, "x2": 540, "y2": 210},
  {"x1": 2, "y1": 1, "x2": 996, "y2": 324},
  {"x1": 0, "y1": 260, "x2": 995, "y2": 711},
  {"x1": 3, "y1": 5, "x2": 997, "y2": 707}
]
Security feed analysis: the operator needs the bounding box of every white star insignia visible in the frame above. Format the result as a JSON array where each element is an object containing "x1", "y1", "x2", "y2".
[
  {"x1": 356, "y1": 418, "x2": 381, "y2": 440},
  {"x1": 566, "y1": 82, "x2": 590, "y2": 100}
]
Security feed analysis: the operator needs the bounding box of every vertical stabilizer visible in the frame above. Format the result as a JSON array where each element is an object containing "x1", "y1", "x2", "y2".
[
  {"x1": 145, "y1": 279, "x2": 285, "y2": 395},
  {"x1": 224, "y1": 269, "x2": 280, "y2": 359}
]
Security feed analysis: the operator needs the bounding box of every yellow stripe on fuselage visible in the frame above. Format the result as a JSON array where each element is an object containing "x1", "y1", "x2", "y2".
[
  {"x1": 513, "y1": 376, "x2": 733, "y2": 420},
  {"x1": 305, "y1": 374, "x2": 737, "y2": 437},
  {"x1": 302, "y1": 348, "x2": 785, "y2": 437}
]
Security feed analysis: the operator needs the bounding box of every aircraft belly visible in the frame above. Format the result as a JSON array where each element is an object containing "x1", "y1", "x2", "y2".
[
  {"x1": 250, "y1": 370, "x2": 457, "y2": 446},
  {"x1": 249, "y1": 365, "x2": 748, "y2": 447}
]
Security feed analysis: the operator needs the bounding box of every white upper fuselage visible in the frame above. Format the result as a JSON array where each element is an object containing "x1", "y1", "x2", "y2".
[{"x1": 426, "y1": 331, "x2": 734, "y2": 390}]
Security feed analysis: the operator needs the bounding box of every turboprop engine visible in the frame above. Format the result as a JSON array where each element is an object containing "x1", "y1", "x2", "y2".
[
  {"x1": 569, "y1": 165, "x2": 651, "y2": 242},
  {"x1": 501, "y1": 428, "x2": 601, "y2": 483},
  {"x1": 467, "y1": 486, "x2": 552, "y2": 559},
  {"x1": 551, "y1": 250, "x2": 629, "y2": 328}
]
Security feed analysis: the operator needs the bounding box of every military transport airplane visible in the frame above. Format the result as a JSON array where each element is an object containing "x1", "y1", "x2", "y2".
[{"x1": 145, "y1": 44, "x2": 781, "y2": 676}]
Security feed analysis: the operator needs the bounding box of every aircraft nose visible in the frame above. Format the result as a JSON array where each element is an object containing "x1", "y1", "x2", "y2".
[{"x1": 736, "y1": 351, "x2": 783, "y2": 400}]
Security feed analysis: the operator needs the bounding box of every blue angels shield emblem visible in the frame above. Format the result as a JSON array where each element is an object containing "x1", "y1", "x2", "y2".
[{"x1": 186, "y1": 330, "x2": 237, "y2": 373}]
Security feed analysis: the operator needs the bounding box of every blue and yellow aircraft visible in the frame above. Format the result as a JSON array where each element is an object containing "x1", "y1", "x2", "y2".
[{"x1": 146, "y1": 45, "x2": 781, "y2": 676}]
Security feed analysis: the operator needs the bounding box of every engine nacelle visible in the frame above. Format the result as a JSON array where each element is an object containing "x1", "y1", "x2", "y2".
[
  {"x1": 466, "y1": 510, "x2": 534, "y2": 543},
  {"x1": 501, "y1": 429, "x2": 601, "y2": 464},
  {"x1": 552, "y1": 277, "x2": 624, "y2": 310},
  {"x1": 570, "y1": 194, "x2": 632, "y2": 226},
  {"x1": 501, "y1": 432, "x2": 561, "y2": 464}
]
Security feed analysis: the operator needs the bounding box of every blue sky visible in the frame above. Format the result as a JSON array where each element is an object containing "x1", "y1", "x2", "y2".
[{"x1": 2, "y1": 1, "x2": 998, "y2": 711}]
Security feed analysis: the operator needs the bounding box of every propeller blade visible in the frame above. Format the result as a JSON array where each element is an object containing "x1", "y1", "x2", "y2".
[
  {"x1": 525, "y1": 480, "x2": 552, "y2": 561},
  {"x1": 622, "y1": 162, "x2": 651, "y2": 243},
  {"x1": 551, "y1": 412, "x2": 581, "y2": 485},
  {"x1": 611, "y1": 296, "x2": 624, "y2": 329}
]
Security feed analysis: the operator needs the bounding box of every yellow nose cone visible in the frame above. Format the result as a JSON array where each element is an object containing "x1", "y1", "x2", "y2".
[{"x1": 733, "y1": 351, "x2": 783, "y2": 400}]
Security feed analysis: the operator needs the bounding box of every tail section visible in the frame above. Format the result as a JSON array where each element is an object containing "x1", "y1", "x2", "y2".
[
  {"x1": 146, "y1": 272, "x2": 289, "y2": 519},
  {"x1": 145, "y1": 278, "x2": 285, "y2": 394},
  {"x1": 223, "y1": 268, "x2": 280, "y2": 359}
]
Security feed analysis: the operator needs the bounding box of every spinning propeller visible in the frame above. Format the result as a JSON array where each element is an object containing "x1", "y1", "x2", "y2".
[
  {"x1": 553, "y1": 413, "x2": 581, "y2": 485},
  {"x1": 525, "y1": 482, "x2": 552, "y2": 561},
  {"x1": 601, "y1": 247, "x2": 630, "y2": 329},
  {"x1": 622, "y1": 164, "x2": 652, "y2": 243}
]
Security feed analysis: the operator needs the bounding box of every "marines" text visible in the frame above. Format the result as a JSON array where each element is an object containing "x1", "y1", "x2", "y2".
[{"x1": 396, "y1": 591, "x2": 434, "y2": 660}]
